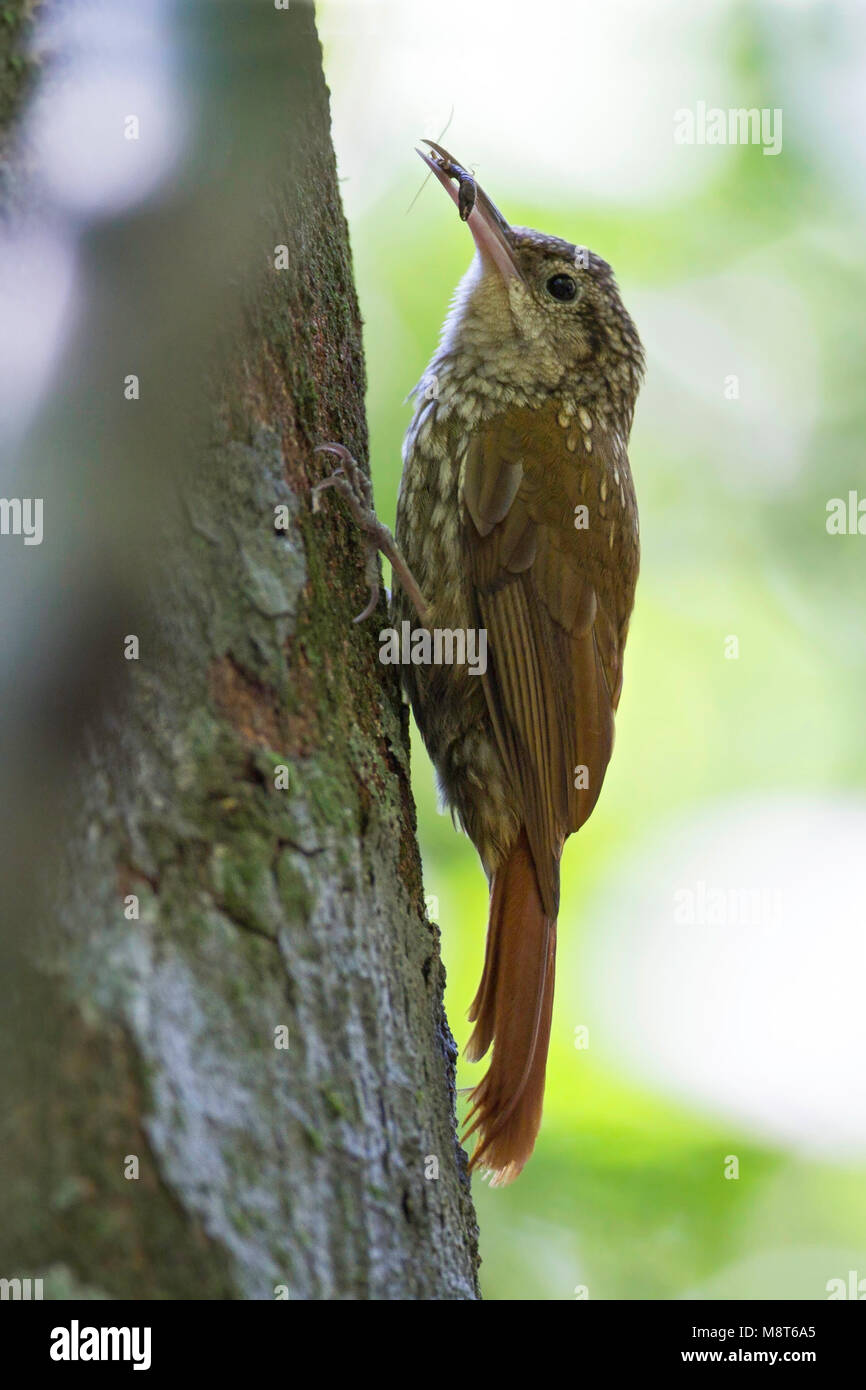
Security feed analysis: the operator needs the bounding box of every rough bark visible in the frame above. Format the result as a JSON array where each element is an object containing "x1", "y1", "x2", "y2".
[{"x1": 0, "y1": 0, "x2": 480, "y2": 1300}]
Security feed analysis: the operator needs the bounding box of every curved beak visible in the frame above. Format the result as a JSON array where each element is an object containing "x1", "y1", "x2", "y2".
[{"x1": 416, "y1": 140, "x2": 524, "y2": 284}]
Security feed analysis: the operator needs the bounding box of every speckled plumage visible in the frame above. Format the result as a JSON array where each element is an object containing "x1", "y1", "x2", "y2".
[
  {"x1": 391, "y1": 155, "x2": 644, "y2": 1182},
  {"x1": 395, "y1": 235, "x2": 643, "y2": 883}
]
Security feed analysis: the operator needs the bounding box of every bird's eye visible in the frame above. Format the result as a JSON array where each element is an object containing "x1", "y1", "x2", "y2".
[{"x1": 546, "y1": 273, "x2": 578, "y2": 302}]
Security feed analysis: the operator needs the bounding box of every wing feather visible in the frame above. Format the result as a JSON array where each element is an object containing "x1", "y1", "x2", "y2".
[{"x1": 462, "y1": 401, "x2": 638, "y2": 912}]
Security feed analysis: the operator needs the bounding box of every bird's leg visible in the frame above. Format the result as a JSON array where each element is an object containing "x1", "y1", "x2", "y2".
[{"x1": 311, "y1": 444, "x2": 430, "y2": 626}]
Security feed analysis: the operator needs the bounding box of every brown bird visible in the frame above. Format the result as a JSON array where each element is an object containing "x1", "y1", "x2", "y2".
[{"x1": 315, "y1": 142, "x2": 644, "y2": 1185}]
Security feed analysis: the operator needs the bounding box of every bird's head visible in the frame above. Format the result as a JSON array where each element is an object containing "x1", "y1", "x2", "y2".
[{"x1": 418, "y1": 141, "x2": 644, "y2": 414}]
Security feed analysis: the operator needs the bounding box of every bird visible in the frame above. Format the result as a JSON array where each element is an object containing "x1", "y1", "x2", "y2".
[{"x1": 314, "y1": 141, "x2": 644, "y2": 1185}]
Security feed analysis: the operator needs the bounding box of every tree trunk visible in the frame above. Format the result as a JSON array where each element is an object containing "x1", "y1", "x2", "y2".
[{"x1": 0, "y1": 0, "x2": 479, "y2": 1301}]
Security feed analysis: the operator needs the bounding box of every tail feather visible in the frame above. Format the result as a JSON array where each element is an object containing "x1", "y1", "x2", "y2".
[{"x1": 463, "y1": 828, "x2": 557, "y2": 1186}]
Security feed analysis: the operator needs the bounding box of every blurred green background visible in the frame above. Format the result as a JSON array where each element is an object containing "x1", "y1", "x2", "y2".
[{"x1": 319, "y1": 0, "x2": 866, "y2": 1299}]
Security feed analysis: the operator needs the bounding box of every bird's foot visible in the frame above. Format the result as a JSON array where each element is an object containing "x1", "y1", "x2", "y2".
[{"x1": 312, "y1": 443, "x2": 429, "y2": 625}]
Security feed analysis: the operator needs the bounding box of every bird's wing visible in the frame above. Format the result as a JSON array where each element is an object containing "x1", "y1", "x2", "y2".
[{"x1": 462, "y1": 399, "x2": 639, "y2": 917}]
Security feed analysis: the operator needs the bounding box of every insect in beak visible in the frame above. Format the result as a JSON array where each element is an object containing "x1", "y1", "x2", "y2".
[{"x1": 416, "y1": 139, "x2": 524, "y2": 284}]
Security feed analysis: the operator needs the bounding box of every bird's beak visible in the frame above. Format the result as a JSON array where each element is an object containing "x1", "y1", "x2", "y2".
[{"x1": 416, "y1": 140, "x2": 524, "y2": 285}]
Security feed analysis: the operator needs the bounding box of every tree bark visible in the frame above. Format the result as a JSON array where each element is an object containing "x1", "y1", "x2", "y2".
[{"x1": 0, "y1": 0, "x2": 480, "y2": 1300}]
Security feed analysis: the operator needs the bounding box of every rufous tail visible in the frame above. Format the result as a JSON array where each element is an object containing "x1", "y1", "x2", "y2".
[{"x1": 462, "y1": 827, "x2": 557, "y2": 1186}]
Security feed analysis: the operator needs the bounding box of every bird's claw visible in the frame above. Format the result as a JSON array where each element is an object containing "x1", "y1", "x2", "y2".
[
  {"x1": 313, "y1": 443, "x2": 373, "y2": 513},
  {"x1": 312, "y1": 441, "x2": 430, "y2": 627},
  {"x1": 313, "y1": 443, "x2": 382, "y2": 622}
]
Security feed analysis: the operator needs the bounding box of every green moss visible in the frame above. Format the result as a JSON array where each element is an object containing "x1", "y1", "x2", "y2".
[
  {"x1": 320, "y1": 1086, "x2": 346, "y2": 1119},
  {"x1": 0, "y1": 1, "x2": 40, "y2": 140},
  {"x1": 275, "y1": 852, "x2": 312, "y2": 923},
  {"x1": 303, "y1": 1124, "x2": 325, "y2": 1154},
  {"x1": 209, "y1": 838, "x2": 281, "y2": 938}
]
